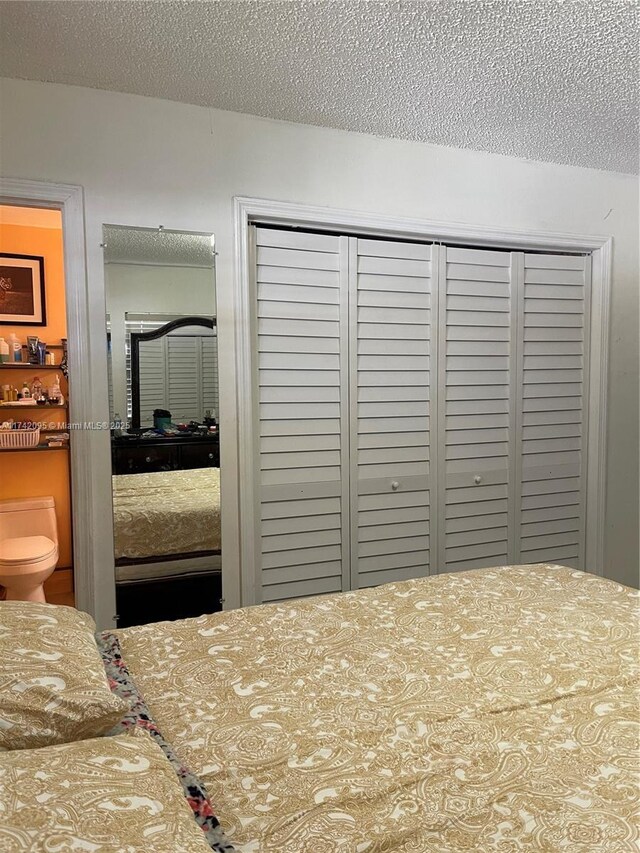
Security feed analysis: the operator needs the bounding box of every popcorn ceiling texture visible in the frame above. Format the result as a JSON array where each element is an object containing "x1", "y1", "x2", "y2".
[
  {"x1": 0, "y1": 0, "x2": 637, "y2": 173},
  {"x1": 103, "y1": 227, "x2": 215, "y2": 267}
]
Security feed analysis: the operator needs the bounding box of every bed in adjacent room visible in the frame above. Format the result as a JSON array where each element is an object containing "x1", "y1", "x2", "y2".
[
  {"x1": 112, "y1": 466, "x2": 221, "y2": 581},
  {"x1": 112, "y1": 563, "x2": 640, "y2": 852}
]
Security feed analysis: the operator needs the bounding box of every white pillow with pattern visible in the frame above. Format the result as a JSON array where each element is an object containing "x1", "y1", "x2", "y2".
[
  {"x1": 0, "y1": 601, "x2": 129, "y2": 750},
  {"x1": 0, "y1": 728, "x2": 214, "y2": 851}
]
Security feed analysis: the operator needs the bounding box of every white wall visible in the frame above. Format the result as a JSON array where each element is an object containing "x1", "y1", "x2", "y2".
[
  {"x1": 105, "y1": 262, "x2": 215, "y2": 418},
  {"x1": 0, "y1": 78, "x2": 637, "y2": 622}
]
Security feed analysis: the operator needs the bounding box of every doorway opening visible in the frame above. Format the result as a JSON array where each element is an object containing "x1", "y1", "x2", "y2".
[{"x1": 0, "y1": 204, "x2": 73, "y2": 606}]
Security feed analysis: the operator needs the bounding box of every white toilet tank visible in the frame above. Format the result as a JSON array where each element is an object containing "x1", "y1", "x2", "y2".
[{"x1": 0, "y1": 497, "x2": 58, "y2": 544}]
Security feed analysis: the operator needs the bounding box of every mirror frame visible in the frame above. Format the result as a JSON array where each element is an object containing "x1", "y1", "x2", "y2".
[{"x1": 130, "y1": 315, "x2": 216, "y2": 430}]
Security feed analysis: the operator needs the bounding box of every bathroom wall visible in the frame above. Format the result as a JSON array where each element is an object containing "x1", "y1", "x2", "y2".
[{"x1": 0, "y1": 206, "x2": 73, "y2": 578}]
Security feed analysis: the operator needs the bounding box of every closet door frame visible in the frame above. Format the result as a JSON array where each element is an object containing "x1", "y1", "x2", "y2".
[{"x1": 234, "y1": 197, "x2": 611, "y2": 607}]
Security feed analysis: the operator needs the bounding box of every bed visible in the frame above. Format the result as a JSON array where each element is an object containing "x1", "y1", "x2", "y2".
[
  {"x1": 114, "y1": 563, "x2": 640, "y2": 852},
  {"x1": 112, "y1": 466, "x2": 221, "y2": 581}
]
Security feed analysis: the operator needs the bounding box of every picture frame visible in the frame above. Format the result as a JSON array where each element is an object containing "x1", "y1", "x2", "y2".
[{"x1": 0, "y1": 252, "x2": 47, "y2": 326}]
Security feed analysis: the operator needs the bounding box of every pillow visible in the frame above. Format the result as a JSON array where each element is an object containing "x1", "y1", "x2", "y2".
[
  {"x1": 0, "y1": 601, "x2": 129, "y2": 750},
  {"x1": 0, "y1": 728, "x2": 214, "y2": 852}
]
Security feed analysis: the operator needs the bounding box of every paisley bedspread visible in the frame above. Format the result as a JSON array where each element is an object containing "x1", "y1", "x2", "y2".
[
  {"x1": 112, "y1": 467, "x2": 221, "y2": 559},
  {"x1": 116, "y1": 564, "x2": 640, "y2": 852}
]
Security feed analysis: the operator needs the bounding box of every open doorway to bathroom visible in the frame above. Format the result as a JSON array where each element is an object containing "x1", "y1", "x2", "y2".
[{"x1": 0, "y1": 205, "x2": 73, "y2": 606}]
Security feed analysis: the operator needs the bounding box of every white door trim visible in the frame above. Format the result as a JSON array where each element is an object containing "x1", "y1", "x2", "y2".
[
  {"x1": 0, "y1": 177, "x2": 116, "y2": 625},
  {"x1": 234, "y1": 196, "x2": 611, "y2": 604}
]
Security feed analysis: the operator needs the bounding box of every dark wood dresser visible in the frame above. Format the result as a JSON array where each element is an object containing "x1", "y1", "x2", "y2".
[{"x1": 111, "y1": 433, "x2": 220, "y2": 474}]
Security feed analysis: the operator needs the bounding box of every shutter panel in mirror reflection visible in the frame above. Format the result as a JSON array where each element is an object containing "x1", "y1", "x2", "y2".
[
  {"x1": 351, "y1": 238, "x2": 432, "y2": 588},
  {"x1": 255, "y1": 227, "x2": 349, "y2": 603},
  {"x1": 517, "y1": 253, "x2": 590, "y2": 569},
  {"x1": 438, "y1": 246, "x2": 514, "y2": 572},
  {"x1": 138, "y1": 337, "x2": 165, "y2": 427},
  {"x1": 167, "y1": 336, "x2": 200, "y2": 423}
]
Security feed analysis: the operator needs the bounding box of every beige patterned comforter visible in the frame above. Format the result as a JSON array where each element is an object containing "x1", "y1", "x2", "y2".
[
  {"x1": 116, "y1": 564, "x2": 640, "y2": 852},
  {"x1": 112, "y1": 467, "x2": 221, "y2": 559}
]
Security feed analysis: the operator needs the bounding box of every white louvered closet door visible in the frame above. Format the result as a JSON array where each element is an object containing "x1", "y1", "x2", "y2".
[
  {"x1": 254, "y1": 227, "x2": 349, "y2": 603},
  {"x1": 437, "y1": 247, "x2": 515, "y2": 572},
  {"x1": 350, "y1": 239, "x2": 433, "y2": 588},
  {"x1": 515, "y1": 253, "x2": 590, "y2": 569},
  {"x1": 250, "y1": 226, "x2": 594, "y2": 603}
]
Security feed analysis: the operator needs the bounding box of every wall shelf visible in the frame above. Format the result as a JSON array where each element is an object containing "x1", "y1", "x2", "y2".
[
  {"x1": 0, "y1": 403, "x2": 67, "y2": 410},
  {"x1": 0, "y1": 445, "x2": 69, "y2": 453},
  {"x1": 0, "y1": 363, "x2": 63, "y2": 370}
]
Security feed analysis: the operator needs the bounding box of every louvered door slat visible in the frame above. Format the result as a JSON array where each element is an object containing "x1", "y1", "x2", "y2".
[
  {"x1": 255, "y1": 227, "x2": 349, "y2": 603},
  {"x1": 516, "y1": 253, "x2": 590, "y2": 569},
  {"x1": 439, "y1": 246, "x2": 514, "y2": 573},
  {"x1": 351, "y1": 238, "x2": 432, "y2": 589}
]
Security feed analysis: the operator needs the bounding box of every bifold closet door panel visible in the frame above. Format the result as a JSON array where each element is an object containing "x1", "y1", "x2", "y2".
[
  {"x1": 438, "y1": 246, "x2": 514, "y2": 572},
  {"x1": 516, "y1": 253, "x2": 590, "y2": 569},
  {"x1": 351, "y1": 238, "x2": 432, "y2": 588},
  {"x1": 254, "y1": 227, "x2": 349, "y2": 603}
]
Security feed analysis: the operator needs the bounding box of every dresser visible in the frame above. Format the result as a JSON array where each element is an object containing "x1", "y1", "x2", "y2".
[{"x1": 111, "y1": 433, "x2": 219, "y2": 474}]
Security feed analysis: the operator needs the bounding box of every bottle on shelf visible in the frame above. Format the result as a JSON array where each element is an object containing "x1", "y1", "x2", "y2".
[
  {"x1": 49, "y1": 376, "x2": 64, "y2": 405},
  {"x1": 0, "y1": 337, "x2": 8, "y2": 364},
  {"x1": 31, "y1": 377, "x2": 43, "y2": 400},
  {"x1": 8, "y1": 334, "x2": 22, "y2": 362}
]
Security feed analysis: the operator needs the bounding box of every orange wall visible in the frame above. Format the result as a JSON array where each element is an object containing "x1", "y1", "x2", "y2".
[
  {"x1": 1, "y1": 454, "x2": 72, "y2": 567},
  {"x1": 0, "y1": 213, "x2": 67, "y2": 342},
  {"x1": 0, "y1": 210, "x2": 73, "y2": 571}
]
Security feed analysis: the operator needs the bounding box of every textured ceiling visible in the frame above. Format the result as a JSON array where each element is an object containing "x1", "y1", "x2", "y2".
[
  {"x1": 0, "y1": 1, "x2": 637, "y2": 173},
  {"x1": 103, "y1": 226, "x2": 215, "y2": 267}
]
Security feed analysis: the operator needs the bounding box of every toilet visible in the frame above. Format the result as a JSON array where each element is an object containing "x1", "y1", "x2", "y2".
[{"x1": 0, "y1": 497, "x2": 59, "y2": 603}]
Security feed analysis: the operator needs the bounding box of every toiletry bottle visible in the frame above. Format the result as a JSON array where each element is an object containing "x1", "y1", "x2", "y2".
[
  {"x1": 0, "y1": 338, "x2": 8, "y2": 363},
  {"x1": 50, "y1": 376, "x2": 64, "y2": 405},
  {"x1": 21, "y1": 382, "x2": 31, "y2": 399},
  {"x1": 8, "y1": 334, "x2": 22, "y2": 362},
  {"x1": 31, "y1": 377, "x2": 43, "y2": 400},
  {"x1": 27, "y1": 336, "x2": 39, "y2": 364},
  {"x1": 1, "y1": 385, "x2": 9, "y2": 402}
]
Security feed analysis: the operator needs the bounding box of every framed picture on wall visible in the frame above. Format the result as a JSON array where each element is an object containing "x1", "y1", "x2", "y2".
[{"x1": 0, "y1": 253, "x2": 46, "y2": 325}]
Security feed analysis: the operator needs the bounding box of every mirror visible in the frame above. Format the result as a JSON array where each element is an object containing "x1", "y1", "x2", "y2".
[
  {"x1": 103, "y1": 225, "x2": 220, "y2": 627},
  {"x1": 130, "y1": 316, "x2": 216, "y2": 431}
]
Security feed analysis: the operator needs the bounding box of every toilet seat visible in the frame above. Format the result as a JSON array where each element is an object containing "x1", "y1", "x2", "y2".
[{"x1": 0, "y1": 536, "x2": 58, "y2": 568}]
